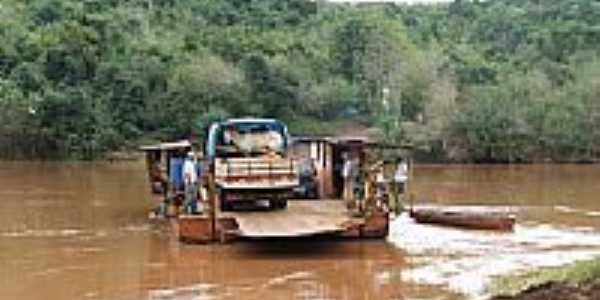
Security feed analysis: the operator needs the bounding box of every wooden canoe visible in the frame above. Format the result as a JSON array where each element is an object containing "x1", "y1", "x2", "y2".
[{"x1": 410, "y1": 209, "x2": 516, "y2": 231}]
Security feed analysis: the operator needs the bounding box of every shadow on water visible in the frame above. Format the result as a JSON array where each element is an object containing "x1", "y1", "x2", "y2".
[{"x1": 231, "y1": 238, "x2": 404, "y2": 259}]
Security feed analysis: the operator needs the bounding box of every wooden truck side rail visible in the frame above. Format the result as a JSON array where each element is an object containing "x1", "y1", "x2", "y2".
[{"x1": 215, "y1": 158, "x2": 298, "y2": 184}]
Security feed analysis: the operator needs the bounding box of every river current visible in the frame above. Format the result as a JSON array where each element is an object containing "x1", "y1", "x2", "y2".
[{"x1": 2, "y1": 162, "x2": 600, "y2": 300}]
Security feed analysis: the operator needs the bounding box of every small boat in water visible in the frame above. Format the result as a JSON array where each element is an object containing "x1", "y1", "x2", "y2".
[{"x1": 410, "y1": 208, "x2": 516, "y2": 231}]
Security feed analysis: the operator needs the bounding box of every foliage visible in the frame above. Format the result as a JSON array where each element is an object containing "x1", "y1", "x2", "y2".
[
  {"x1": 488, "y1": 256, "x2": 600, "y2": 297},
  {"x1": 2, "y1": 0, "x2": 600, "y2": 162}
]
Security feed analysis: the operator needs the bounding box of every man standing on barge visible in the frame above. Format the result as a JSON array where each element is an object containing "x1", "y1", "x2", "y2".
[{"x1": 183, "y1": 151, "x2": 199, "y2": 214}]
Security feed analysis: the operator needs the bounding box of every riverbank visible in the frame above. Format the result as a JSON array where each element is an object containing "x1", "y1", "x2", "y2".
[
  {"x1": 491, "y1": 279, "x2": 600, "y2": 300},
  {"x1": 489, "y1": 257, "x2": 600, "y2": 300}
]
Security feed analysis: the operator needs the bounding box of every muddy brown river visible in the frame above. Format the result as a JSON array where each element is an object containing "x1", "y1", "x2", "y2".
[{"x1": 2, "y1": 162, "x2": 600, "y2": 300}]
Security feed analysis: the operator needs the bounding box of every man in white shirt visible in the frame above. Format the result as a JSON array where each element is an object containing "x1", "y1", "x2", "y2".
[
  {"x1": 342, "y1": 153, "x2": 354, "y2": 206},
  {"x1": 183, "y1": 151, "x2": 199, "y2": 214},
  {"x1": 390, "y1": 158, "x2": 408, "y2": 213},
  {"x1": 342, "y1": 153, "x2": 352, "y2": 202},
  {"x1": 394, "y1": 158, "x2": 408, "y2": 194}
]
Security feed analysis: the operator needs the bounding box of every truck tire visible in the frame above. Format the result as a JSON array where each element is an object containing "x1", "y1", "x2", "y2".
[
  {"x1": 220, "y1": 191, "x2": 233, "y2": 211},
  {"x1": 270, "y1": 199, "x2": 287, "y2": 210},
  {"x1": 279, "y1": 200, "x2": 288, "y2": 209},
  {"x1": 221, "y1": 200, "x2": 234, "y2": 211}
]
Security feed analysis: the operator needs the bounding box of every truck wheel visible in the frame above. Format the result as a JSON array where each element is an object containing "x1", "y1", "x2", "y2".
[
  {"x1": 221, "y1": 200, "x2": 234, "y2": 211},
  {"x1": 220, "y1": 192, "x2": 232, "y2": 212},
  {"x1": 271, "y1": 199, "x2": 287, "y2": 210},
  {"x1": 279, "y1": 200, "x2": 288, "y2": 209}
]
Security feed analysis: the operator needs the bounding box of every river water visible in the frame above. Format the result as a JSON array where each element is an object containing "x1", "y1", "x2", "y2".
[{"x1": 1, "y1": 162, "x2": 600, "y2": 300}]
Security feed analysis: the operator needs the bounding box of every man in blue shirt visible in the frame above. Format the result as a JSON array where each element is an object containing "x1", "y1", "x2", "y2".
[{"x1": 169, "y1": 153, "x2": 184, "y2": 192}]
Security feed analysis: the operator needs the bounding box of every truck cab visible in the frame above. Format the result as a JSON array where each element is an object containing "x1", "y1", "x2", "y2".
[{"x1": 205, "y1": 118, "x2": 299, "y2": 211}]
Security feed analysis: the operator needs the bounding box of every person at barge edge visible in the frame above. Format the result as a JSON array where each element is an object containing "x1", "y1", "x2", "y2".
[{"x1": 183, "y1": 151, "x2": 200, "y2": 214}]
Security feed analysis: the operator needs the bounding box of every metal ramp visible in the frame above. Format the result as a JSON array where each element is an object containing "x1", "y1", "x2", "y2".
[{"x1": 222, "y1": 200, "x2": 358, "y2": 238}]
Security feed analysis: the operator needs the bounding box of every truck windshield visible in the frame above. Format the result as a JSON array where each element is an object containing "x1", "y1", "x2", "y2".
[{"x1": 216, "y1": 122, "x2": 287, "y2": 157}]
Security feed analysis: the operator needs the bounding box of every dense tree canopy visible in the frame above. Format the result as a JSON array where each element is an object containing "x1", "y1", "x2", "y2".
[{"x1": 1, "y1": 0, "x2": 600, "y2": 162}]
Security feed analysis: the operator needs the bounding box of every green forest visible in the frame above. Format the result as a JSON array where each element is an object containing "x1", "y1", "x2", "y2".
[{"x1": 2, "y1": 0, "x2": 600, "y2": 162}]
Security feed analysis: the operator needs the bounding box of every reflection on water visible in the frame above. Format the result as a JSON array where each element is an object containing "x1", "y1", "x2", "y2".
[{"x1": 1, "y1": 162, "x2": 600, "y2": 300}]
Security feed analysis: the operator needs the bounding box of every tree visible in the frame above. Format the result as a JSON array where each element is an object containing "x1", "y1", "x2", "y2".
[{"x1": 168, "y1": 55, "x2": 249, "y2": 137}]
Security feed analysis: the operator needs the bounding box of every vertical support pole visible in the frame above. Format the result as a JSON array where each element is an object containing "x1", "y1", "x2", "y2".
[
  {"x1": 208, "y1": 162, "x2": 217, "y2": 241},
  {"x1": 166, "y1": 151, "x2": 172, "y2": 188},
  {"x1": 164, "y1": 151, "x2": 173, "y2": 217},
  {"x1": 408, "y1": 156, "x2": 415, "y2": 216},
  {"x1": 405, "y1": 156, "x2": 411, "y2": 198}
]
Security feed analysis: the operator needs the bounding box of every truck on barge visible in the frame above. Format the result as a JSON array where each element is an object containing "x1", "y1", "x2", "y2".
[{"x1": 140, "y1": 121, "x2": 396, "y2": 244}]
